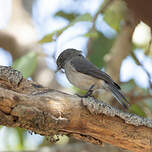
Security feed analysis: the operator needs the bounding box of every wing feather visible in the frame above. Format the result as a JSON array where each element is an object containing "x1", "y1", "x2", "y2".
[
  {"x1": 71, "y1": 56, "x2": 120, "y2": 89},
  {"x1": 71, "y1": 56, "x2": 129, "y2": 108}
]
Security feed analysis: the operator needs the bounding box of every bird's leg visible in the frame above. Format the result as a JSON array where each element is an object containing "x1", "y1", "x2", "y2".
[
  {"x1": 76, "y1": 84, "x2": 95, "y2": 98},
  {"x1": 85, "y1": 84, "x2": 95, "y2": 97}
]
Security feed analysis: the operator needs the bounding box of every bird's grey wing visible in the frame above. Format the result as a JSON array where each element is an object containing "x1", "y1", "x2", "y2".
[
  {"x1": 71, "y1": 57, "x2": 129, "y2": 108},
  {"x1": 71, "y1": 56, "x2": 120, "y2": 89}
]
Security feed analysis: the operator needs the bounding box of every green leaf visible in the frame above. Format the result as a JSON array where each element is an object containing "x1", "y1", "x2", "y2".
[
  {"x1": 73, "y1": 86, "x2": 87, "y2": 95},
  {"x1": 16, "y1": 128, "x2": 25, "y2": 150},
  {"x1": 39, "y1": 33, "x2": 55, "y2": 43},
  {"x1": 13, "y1": 52, "x2": 38, "y2": 78},
  {"x1": 83, "y1": 31, "x2": 98, "y2": 38},
  {"x1": 129, "y1": 104, "x2": 146, "y2": 117},
  {"x1": 88, "y1": 31, "x2": 114, "y2": 68},
  {"x1": 72, "y1": 13, "x2": 92, "y2": 23},
  {"x1": 3, "y1": 127, "x2": 25, "y2": 150},
  {"x1": 39, "y1": 26, "x2": 68, "y2": 43},
  {"x1": 103, "y1": 0, "x2": 126, "y2": 31},
  {"x1": 39, "y1": 13, "x2": 92, "y2": 44},
  {"x1": 55, "y1": 11, "x2": 78, "y2": 21}
]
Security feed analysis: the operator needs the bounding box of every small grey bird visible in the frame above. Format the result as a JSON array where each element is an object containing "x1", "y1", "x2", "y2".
[{"x1": 56, "y1": 48, "x2": 129, "y2": 109}]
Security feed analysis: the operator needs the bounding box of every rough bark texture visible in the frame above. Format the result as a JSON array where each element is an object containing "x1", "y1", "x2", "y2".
[{"x1": 0, "y1": 66, "x2": 152, "y2": 152}]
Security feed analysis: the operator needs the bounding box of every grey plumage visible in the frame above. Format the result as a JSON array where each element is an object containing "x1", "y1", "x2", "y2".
[
  {"x1": 56, "y1": 48, "x2": 129, "y2": 109},
  {"x1": 70, "y1": 56, "x2": 121, "y2": 90}
]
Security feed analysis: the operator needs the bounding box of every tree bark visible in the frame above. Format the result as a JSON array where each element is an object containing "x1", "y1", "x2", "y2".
[{"x1": 0, "y1": 66, "x2": 152, "y2": 152}]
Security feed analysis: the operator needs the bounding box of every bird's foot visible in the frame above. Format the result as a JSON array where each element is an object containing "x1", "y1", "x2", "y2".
[
  {"x1": 76, "y1": 90, "x2": 93, "y2": 98},
  {"x1": 76, "y1": 85, "x2": 95, "y2": 98}
]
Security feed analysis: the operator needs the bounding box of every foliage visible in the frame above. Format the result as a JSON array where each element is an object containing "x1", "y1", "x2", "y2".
[
  {"x1": 55, "y1": 11, "x2": 79, "y2": 21},
  {"x1": 88, "y1": 32, "x2": 114, "y2": 67},
  {"x1": 39, "y1": 13, "x2": 92, "y2": 43},
  {"x1": 103, "y1": 0, "x2": 127, "y2": 32},
  {"x1": 13, "y1": 52, "x2": 38, "y2": 78},
  {"x1": 38, "y1": 0, "x2": 152, "y2": 123},
  {"x1": 129, "y1": 104, "x2": 146, "y2": 117},
  {"x1": 1, "y1": 0, "x2": 152, "y2": 151}
]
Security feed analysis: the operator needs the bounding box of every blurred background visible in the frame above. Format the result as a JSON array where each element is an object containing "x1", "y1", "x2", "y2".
[{"x1": 0, "y1": 0, "x2": 152, "y2": 151}]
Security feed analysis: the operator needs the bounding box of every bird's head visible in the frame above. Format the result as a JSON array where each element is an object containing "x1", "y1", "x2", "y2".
[{"x1": 56, "y1": 48, "x2": 82, "y2": 71}]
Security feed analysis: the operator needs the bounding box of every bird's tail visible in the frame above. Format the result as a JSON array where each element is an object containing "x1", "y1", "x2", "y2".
[{"x1": 107, "y1": 84, "x2": 130, "y2": 109}]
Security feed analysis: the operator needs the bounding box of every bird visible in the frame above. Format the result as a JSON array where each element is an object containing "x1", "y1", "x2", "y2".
[{"x1": 56, "y1": 48, "x2": 129, "y2": 109}]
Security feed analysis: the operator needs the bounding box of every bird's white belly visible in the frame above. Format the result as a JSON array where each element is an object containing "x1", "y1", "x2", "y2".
[{"x1": 65, "y1": 62, "x2": 100, "y2": 90}]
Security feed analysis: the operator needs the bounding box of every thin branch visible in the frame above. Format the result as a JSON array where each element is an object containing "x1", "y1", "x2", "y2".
[
  {"x1": 0, "y1": 66, "x2": 152, "y2": 152},
  {"x1": 92, "y1": 0, "x2": 113, "y2": 30},
  {"x1": 131, "y1": 51, "x2": 152, "y2": 89},
  {"x1": 145, "y1": 29, "x2": 152, "y2": 55},
  {"x1": 87, "y1": 0, "x2": 113, "y2": 57}
]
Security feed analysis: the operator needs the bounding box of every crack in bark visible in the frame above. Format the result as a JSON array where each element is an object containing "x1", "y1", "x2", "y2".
[{"x1": 0, "y1": 66, "x2": 152, "y2": 152}]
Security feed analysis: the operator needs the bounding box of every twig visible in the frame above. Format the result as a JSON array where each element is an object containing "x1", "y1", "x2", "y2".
[
  {"x1": 87, "y1": 0, "x2": 113, "y2": 57},
  {"x1": 92, "y1": 0, "x2": 114, "y2": 30},
  {"x1": 131, "y1": 52, "x2": 152, "y2": 90},
  {"x1": 145, "y1": 29, "x2": 152, "y2": 55}
]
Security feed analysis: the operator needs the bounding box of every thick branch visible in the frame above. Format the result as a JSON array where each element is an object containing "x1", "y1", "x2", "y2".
[
  {"x1": 0, "y1": 66, "x2": 152, "y2": 152},
  {"x1": 104, "y1": 14, "x2": 137, "y2": 82}
]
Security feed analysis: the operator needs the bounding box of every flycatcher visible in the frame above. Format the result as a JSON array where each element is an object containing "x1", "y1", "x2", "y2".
[{"x1": 56, "y1": 48, "x2": 129, "y2": 108}]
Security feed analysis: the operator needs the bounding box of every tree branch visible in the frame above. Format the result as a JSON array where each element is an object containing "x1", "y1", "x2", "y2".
[
  {"x1": 0, "y1": 66, "x2": 152, "y2": 152},
  {"x1": 104, "y1": 14, "x2": 138, "y2": 82},
  {"x1": 131, "y1": 51, "x2": 152, "y2": 89}
]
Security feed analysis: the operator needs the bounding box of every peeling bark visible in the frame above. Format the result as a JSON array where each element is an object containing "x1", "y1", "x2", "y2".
[{"x1": 0, "y1": 66, "x2": 152, "y2": 152}]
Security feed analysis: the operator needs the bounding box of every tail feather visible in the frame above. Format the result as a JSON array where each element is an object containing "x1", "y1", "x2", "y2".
[{"x1": 107, "y1": 84, "x2": 130, "y2": 109}]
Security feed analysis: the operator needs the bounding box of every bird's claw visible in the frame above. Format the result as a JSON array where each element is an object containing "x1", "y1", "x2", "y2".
[{"x1": 76, "y1": 85, "x2": 95, "y2": 98}]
